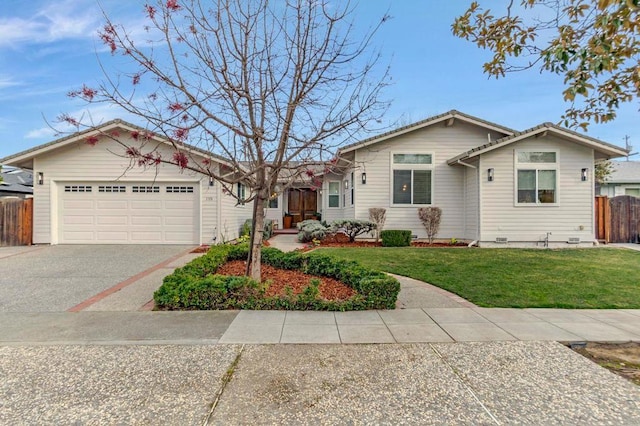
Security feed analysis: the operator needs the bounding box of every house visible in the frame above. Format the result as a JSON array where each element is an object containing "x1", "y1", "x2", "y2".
[
  {"x1": 319, "y1": 110, "x2": 627, "y2": 247},
  {"x1": 0, "y1": 120, "x2": 252, "y2": 245},
  {"x1": 0, "y1": 167, "x2": 33, "y2": 198},
  {"x1": 0, "y1": 110, "x2": 628, "y2": 247},
  {"x1": 598, "y1": 161, "x2": 640, "y2": 198}
]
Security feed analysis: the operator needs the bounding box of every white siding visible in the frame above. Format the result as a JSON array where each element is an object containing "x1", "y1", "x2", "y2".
[
  {"x1": 218, "y1": 184, "x2": 251, "y2": 242},
  {"x1": 463, "y1": 159, "x2": 479, "y2": 240},
  {"x1": 265, "y1": 194, "x2": 283, "y2": 229},
  {"x1": 33, "y1": 135, "x2": 217, "y2": 244},
  {"x1": 480, "y1": 136, "x2": 595, "y2": 244},
  {"x1": 322, "y1": 173, "x2": 350, "y2": 223},
  {"x1": 352, "y1": 122, "x2": 504, "y2": 239}
]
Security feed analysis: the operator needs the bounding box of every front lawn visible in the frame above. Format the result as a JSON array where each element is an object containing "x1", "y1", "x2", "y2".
[{"x1": 314, "y1": 247, "x2": 640, "y2": 308}]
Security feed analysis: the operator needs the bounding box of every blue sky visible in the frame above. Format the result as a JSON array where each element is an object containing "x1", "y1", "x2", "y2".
[{"x1": 0, "y1": 0, "x2": 637, "y2": 159}]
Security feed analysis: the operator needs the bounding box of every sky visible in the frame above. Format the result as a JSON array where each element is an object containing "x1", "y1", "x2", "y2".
[{"x1": 0, "y1": 0, "x2": 638, "y2": 160}]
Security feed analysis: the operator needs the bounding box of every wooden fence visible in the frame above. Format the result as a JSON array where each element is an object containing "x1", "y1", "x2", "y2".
[
  {"x1": 595, "y1": 195, "x2": 640, "y2": 244},
  {"x1": 0, "y1": 198, "x2": 33, "y2": 246}
]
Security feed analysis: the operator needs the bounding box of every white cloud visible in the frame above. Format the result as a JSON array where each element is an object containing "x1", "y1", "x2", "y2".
[
  {"x1": 24, "y1": 127, "x2": 56, "y2": 139},
  {"x1": 0, "y1": 0, "x2": 100, "y2": 48}
]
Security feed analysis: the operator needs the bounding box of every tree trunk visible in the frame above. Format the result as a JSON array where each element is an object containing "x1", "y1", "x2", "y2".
[{"x1": 246, "y1": 193, "x2": 266, "y2": 281}]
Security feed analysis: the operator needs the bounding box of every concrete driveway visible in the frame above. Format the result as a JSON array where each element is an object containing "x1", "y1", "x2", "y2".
[{"x1": 0, "y1": 245, "x2": 192, "y2": 312}]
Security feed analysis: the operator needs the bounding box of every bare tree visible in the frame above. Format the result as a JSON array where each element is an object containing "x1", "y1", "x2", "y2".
[
  {"x1": 64, "y1": 0, "x2": 389, "y2": 280},
  {"x1": 418, "y1": 207, "x2": 442, "y2": 244},
  {"x1": 368, "y1": 207, "x2": 386, "y2": 242}
]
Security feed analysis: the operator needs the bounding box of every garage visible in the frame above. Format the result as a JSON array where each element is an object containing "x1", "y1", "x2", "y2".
[{"x1": 58, "y1": 182, "x2": 199, "y2": 244}]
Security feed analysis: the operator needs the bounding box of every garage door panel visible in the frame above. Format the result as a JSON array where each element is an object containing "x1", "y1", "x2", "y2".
[
  {"x1": 131, "y1": 216, "x2": 162, "y2": 225},
  {"x1": 59, "y1": 182, "x2": 199, "y2": 244},
  {"x1": 165, "y1": 216, "x2": 194, "y2": 225},
  {"x1": 131, "y1": 200, "x2": 163, "y2": 209},
  {"x1": 63, "y1": 200, "x2": 94, "y2": 209},
  {"x1": 96, "y1": 231, "x2": 129, "y2": 241},
  {"x1": 63, "y1": 215, "x2": 94, "y2": 225},
  {"x1": 96, "y1": 215, "x2": 128, "y2": 225},
  {"x1": 96, "y1": 200, "x2": 128, "y2": 210},
  {"x1": 62, "y1": 231, "x2": 96, "y2": 241}
]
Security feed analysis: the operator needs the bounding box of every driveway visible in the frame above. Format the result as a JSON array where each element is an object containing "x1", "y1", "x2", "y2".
[{"x1": 0, "y1": 245, "x2": 192, "y2": 312}]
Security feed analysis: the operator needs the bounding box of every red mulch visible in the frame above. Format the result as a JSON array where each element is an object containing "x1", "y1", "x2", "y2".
[
  {"x1": 311, "y1": 232, "x2": 468, "y2": 248},
  {"x1": 216, "y1": 260, "x2": 356, "y2": 301},
  {"x1": 191, "y1": 240, "x2": 270, "y2": 253}
]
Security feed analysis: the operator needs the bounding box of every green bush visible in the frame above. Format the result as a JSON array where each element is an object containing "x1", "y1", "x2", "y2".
[
  {"x1": 154, "y1": 244, "x2": 400, "y2": 311},
  {"x1": 330, "y1": 219, "x2": 376, "y2": 242},
  {"x1": 380, "y1": 230, "x2": 412, "y2": 247},
  {"x1": 240, "y1": 218, "x2": 274, "y2": 240},
  {"x1": 297, "y1": 220, "x2": 330, "y2": 242}
]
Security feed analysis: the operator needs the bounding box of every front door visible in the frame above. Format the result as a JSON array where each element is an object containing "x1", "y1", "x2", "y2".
[{"x1": 287, "y1": 189, "x2": 318, "y2": 226}]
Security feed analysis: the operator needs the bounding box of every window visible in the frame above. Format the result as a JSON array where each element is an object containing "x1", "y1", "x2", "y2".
[
  {"x1": 268, "y1": 195, "x2": 278, "y2": 208},
  {"x1": 392, "y1": 153, "x2": 433, "y2": 205},
  {"x1": 166, "y1": 186, "x2": 194, "y2": 193},
  {"x1": 516, "y1": 151, "x2": 557, "y2": 204},
  {"x1": 350, "y1": 172, "x2": 354, "y2": 206},
  {"x1": 237, "y1": 183, "x2": 246, "y2": 203},
  {"x1": 64, "y1": 185, "x2": 92, "y2": 193},
  {"x1": 98, "y1": 185, "x2": 126, "y2": 193},
  {"x1": 328, "y1": 181, "x2": 340, "y2": 208},
  {"x1": 132, "y1": 186, "x2": 159, "y2": 193},
  {"x1": 626, "y1": 188, "x2": 640, "y2": 197}
]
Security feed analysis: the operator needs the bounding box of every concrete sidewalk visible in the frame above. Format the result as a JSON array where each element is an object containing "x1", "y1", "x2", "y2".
[{"x1": 2, "y1": 342, "x2": 639, "y2": 424}]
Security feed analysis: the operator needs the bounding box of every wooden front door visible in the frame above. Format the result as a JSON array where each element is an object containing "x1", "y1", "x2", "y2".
[{"x1": 288, "y1": 189, "x2": 318, "y2": 226}]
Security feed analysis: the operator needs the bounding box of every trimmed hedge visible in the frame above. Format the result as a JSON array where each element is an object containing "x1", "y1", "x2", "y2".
[
  {"x1": 154, "y1": 244, "x2": 400, "y2": 311},
  {"x1": 381, "y1": 230, "x2": 412, "y2": 247}
]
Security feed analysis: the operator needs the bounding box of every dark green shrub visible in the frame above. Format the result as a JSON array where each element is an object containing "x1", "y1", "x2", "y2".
[
  {"x1": 330, "y1": 219, "x2": 376, "y2": 242},
  {"x1": 154, "y1": 244, "x2": 400, "y2": 311},
  {"x1": 381, "y1": 230, "x2": 412, "y2": 247},
  {"x1": 240, "y1": 218, "x2": 274, "y2": 240}
]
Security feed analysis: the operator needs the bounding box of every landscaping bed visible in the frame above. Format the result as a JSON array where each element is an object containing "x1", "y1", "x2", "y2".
[
  {"x1": 571, "y1": 342, "x2": 640, "y2": 386},
  {"x1": 307, "y1": 232, "x2": 468, "y2": 249},
  {"x1": 154, "y1": 244, "x2": 400, "y2": 311}
]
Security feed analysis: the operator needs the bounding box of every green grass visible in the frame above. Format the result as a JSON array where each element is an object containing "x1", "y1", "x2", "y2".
[{"x1": 313, "y1": 247, "x2": 640, "y2": 308}]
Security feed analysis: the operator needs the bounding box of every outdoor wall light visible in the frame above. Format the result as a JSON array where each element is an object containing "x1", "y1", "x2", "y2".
[
  {"x1": 581, "y1": 168, "x2": 588, "y2": 182},
  {"x1": 344, "y1": 180, "x2": 349, "y2": 189},
  {"x1": 361, "y1": 172, "x2": 367, "y2": 184},
  {"x1": 487, "y1": 168, "x2": 494, "y2": 182},
  {"x1": 209, "y1": 176, "x2": 215, "y2": 186},
  {"x1": 37, "y1": 172, "x2": 44, "y2": 185}
]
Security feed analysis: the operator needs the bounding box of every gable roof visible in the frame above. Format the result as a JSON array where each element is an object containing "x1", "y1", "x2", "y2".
[
  {"x1": 338, "y1": 110, "x2": 515, "y2": 155},
  {"x1": 447, "y1": 122, "x2": 628, "y2": 165},
  {"x1": 0, "y1": 119, "x2": 231, "y2": 169},
  {"x1": 605, "y1": 161, "x2": 640, "y2": 183}
]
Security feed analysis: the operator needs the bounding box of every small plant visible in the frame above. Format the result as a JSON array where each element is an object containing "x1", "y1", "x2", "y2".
[
  {"x1": 297, "y1": 220, "x2": 330, "y2": 243},
  {"x1": 330, "y1": 219, "x2": 376, "y2": 242},
  {"x1": 380, "y1": 230, "x2": 412, "y2": 247},
  {"x1": 368, "y1": 208, "x2": 387, "y2": 243},
  {"x1": 449, "y1": 237, "x2": 458, "y2": 245},
  {"x1": 418, "y1": 207, "x2": 442, "y2": 244}
]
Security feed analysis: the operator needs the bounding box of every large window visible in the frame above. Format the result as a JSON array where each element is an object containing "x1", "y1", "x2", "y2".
[
  {"x1": 392, "y1": 153, "x2": 433, "y2": 205},
  {"x1": 328, "y1": 181, "x2": 340, "y2": 208},
  {"x1": 516, "y1": 151, "x2": 557, "y2": 204}
]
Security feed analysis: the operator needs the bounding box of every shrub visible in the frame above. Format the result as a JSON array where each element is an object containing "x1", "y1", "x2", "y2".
[
  {"x1": 330, "y1": 219, "x2": 376, "y2": 242},
  {"x1": 240, "y1": 218, "x2": 274, "y2": 240},
  {"x1": 418, "y1": 207, "x2": 442, "y2": 244},
  {"x1": 380, "y1": 230, "x2": 412, "y2": 247},
  {"x1": 368, "y1": 208, "x2": 387, "y2": 242},
  {"x1": 297, "y1": 220, "x2": 330, "y2": 243},
  {"x1": 154, "y1": 244, "x2": 400, "y2": 311}
]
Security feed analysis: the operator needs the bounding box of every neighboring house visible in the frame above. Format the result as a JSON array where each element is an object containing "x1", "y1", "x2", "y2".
[
  {"x1": 0, "y1": 167, "x2": 33, "y2": 198},
  {"x1": 321, "y1": 110, "x2": 627, "y2": 247},
  {"x1": 0, "y1": 110, "x2": 628, "y2": 247},
  {"x1": 598, "y1": 161, "x2": 640, "y2": 198},
  {"x1": 0, "y1": 120, "x2": 252, "y2": 245}
]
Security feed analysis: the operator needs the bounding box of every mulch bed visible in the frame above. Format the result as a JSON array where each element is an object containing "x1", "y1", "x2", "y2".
[
  {"x1": 216, "y1": 260, "x2": 356, "y2": 301},
  {"x1": 305, "y1": 232, "x2": 469, "y2": 249}
]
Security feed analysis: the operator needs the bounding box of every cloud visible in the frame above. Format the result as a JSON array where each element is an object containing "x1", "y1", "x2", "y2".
[
  {"x1": 25, "y1": 127, "x2": 56, "y2": 139},
  {"x1": 0, "y1": 76, "x2": 23, "y2": 89},
  {"x1": 0, "y1": 0, "x2": 100, "y2": 48}
]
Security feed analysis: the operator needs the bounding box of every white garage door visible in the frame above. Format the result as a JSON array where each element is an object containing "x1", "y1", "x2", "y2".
[{"x1": 59, "y1": 182, "x2": 199, "y2": 244}]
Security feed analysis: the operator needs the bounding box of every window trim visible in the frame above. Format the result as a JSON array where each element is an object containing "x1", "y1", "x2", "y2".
[
  {"x1": 514, "y1": 150, "x2": 559, "y2": 206},
  {"x1": 327, "y1": 181, "x2": 341, "y2": 209},
  {"x1": 237, "y1": 182, "x2": 246, "y2": 205},
  {"x1": 389, "y1": 151, "x2": 435, "y2": 207}
]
